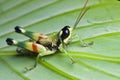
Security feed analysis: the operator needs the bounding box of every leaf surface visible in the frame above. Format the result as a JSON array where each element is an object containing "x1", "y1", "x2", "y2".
[{"x1": 0, "y1": 0, "x2": 120, "y2": 80}]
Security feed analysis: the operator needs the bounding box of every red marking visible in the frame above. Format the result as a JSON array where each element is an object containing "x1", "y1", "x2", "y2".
[{"x1": 32, "y1": 43, "x2": 38, "y2": 53}]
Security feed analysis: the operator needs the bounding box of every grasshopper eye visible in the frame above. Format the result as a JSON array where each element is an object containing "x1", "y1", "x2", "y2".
[
  {"x1": 60, "y1": 26, "x2": 70, "y2": 41},
  {"x1": 57, "y1": 26, "x2": 71, "y2": 47}
]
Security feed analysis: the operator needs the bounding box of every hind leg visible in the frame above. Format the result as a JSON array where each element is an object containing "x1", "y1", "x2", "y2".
[{"x1": 16, "y1": 47, "x2": 37, "y2": 56}]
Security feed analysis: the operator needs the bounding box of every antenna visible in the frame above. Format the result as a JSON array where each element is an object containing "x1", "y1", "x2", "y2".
[{"x1": 73, "y1": 0, "x2": 89, "y2": 29}]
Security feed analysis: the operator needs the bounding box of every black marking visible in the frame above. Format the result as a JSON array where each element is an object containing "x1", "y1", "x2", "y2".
[
  {"x1": 56, "y1": 39, "x2": 61, "y2": 47},
  {"x1": 36, "y1": 40, "x2": 58, "y2": 51},
  {"x1": 61, "y1": 26, "x2": 70, "y2": 40},
  {"x1": 15, "y1": 26, "x2": 22, "y2": 33},
  {"x1": 52, "y1": 45, "x2": 59, "y2": 51},
  {"x1": 57, "y1": 26, "x2": 70, "y2": 47},
  {"x1": 6, "y1": 38, "x2": 14, "y2": 45},
  {"x1": 36, "y1": 41, "x2": 40, "y2": 44}
]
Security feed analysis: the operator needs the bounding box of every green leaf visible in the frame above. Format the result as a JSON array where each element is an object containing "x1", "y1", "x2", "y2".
[{"x1": 0, "y1": 0, "x2": 120, "y2": 80}]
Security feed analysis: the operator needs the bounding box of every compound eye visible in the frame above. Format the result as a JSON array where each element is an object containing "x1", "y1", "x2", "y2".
[
  {"x1": 63, "y1": 29, "x2": 69, "y2": 37},
  {"x1": 60, "y1": 26, "x2": 70, "y2": 41},
  {"x1": 57, "y1": 26, "x2": 71, "y2": 47},
  {"x1": 64, "y1": 26, "x2": 70, "y2": 29},
  {"x1": 65, "y1": 29, "x2": 69, "y2": 34}
]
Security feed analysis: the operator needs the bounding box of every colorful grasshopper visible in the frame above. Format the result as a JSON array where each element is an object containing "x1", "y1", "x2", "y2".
[{"x1": 6, "y1": 0, "x2": 89, "y2": 71}]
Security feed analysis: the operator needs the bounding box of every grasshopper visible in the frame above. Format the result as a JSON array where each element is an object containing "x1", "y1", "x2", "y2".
[{"x1": 6, "y1": 0, "x2": 90, "y2": 71}]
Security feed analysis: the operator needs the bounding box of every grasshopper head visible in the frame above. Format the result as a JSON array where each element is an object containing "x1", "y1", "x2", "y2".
[
  {"x1": 60, "y1": 26, "x2": 72, "y2": 42},
  {"x1": 57, "y1": 26, "x2": 72, "y2": 47}
]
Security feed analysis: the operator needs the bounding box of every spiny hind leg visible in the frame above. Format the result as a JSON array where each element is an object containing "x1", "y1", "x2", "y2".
[{"x1": 16, "y1": 39, "x2": 35, "y2": 55}]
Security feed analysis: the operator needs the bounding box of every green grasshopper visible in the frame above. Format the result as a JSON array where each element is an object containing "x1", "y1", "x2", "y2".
[{"x1": 6, "y1": 0, "x2": 89, "y2": 71}]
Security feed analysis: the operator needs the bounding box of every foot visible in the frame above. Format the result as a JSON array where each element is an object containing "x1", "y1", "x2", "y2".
[
  {"x1": 88, "y1": 41, "x2": 94, "y2": 45},
  {"x1": 71, "y1": 58, "x2": 76, "y2": 64},
  {"x1": 24, "y1": 64, "x2": 36, "y2": 72},
  {"x1": 81, "y1": 41, "x2": 94, "y2": 47}
]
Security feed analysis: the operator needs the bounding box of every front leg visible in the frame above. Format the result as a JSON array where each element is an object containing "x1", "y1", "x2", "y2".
[
  {"x1": 59, "y1": 44, "x2": 75, "y2": 64},
  {"x1": 71, "y1": 34, "x2": 93, "y2": 47}
]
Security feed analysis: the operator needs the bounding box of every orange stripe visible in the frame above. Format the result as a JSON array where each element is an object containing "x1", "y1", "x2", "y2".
[{"x1": 32, "y1": 43, "x2": 38, "y2": 53}]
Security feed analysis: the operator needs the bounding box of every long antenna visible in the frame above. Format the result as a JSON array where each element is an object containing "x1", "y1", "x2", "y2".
[{"x1": 73, "y1": 0, "x2": 89, "y2": 29}]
